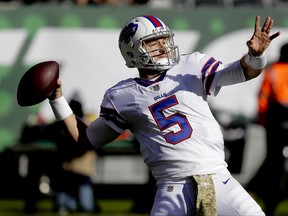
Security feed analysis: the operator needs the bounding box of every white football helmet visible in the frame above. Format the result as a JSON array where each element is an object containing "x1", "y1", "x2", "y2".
[{"x1": 119, "y1": 15, "x2": 179, "y2": 71}]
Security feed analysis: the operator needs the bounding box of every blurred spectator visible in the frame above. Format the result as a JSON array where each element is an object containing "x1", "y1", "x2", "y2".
[
  {"x1": 53, "y1": 98, "x2": 99, "y2": 214},
  {"x1": 0, "y1": 0, "x2": 20, "y2": 3},
  {"x1": 123, "y1": 0, "x2": 149, "y2": 4},
  {"x1": 247, "y1": 43, "x2": 288, "y2": 216},
  {"x1": 19, "y1": 114, "x2": 58, "y2": 214},
  {"x1": 20, "y1": 0, "x2": 67, "y2": 5},
  {"x1": 72, "y1": 0, "x2": 149, "y2": 6},
  {"x1": 73, "y1": 0, "x2": 118, "y2": 5},
  {"x1": 147, "y1": 0, "x2": 173, "y2": 8},
  {"x1": 19, "y1": 97, "x2": 99, "y2": 214}
]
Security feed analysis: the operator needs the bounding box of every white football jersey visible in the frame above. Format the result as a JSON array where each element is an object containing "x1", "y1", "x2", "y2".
[{"x1": 99, "y1": 51, "x2": 246, "y2": 181}]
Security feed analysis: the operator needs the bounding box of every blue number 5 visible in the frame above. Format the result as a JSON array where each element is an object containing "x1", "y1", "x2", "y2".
[{"x1": 149, "y1": 95, "x2": 193, "y2": 145}]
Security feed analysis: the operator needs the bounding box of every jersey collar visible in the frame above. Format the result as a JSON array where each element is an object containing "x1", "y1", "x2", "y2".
[{"x1": 134, "y1": 71, "x2": 166, "y2": 87}]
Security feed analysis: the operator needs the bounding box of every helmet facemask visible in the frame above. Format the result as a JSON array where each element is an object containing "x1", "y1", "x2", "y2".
[
  {"x1": 137, "y1": 31, "x2": 179, "y2": 71},
  {"x1": 137, "y1": 33, "x2": 179, "y2": 71}
]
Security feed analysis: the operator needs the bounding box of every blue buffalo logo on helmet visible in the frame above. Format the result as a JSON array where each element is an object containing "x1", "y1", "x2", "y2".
[{"x1": 119, "y1": 23, "x2": 138, "y2": 44}]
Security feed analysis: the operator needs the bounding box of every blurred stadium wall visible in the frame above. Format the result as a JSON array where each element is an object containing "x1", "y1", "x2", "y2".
[{"x1": 0, "y1": 6, "x2": 287, "y2": 188}]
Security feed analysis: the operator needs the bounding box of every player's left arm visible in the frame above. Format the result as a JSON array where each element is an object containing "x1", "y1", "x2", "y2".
[{"x1": 241, "y1": 15, "x2": 280, "y2": 80}]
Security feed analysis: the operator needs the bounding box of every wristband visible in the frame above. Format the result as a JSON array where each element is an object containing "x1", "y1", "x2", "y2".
[
  {"x1": 49, "y1": 96, "x2": 73, "y2": 121},
  {"x1": 244, "y1": 52, "x2": 267, "y2": 70}
]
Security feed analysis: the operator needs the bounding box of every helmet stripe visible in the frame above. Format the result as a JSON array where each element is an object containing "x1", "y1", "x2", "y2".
[{"x1": 143, "y1": 15, "x2": 163, "y2": 28}]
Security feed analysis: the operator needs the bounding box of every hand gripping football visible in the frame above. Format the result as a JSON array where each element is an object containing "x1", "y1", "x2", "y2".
[{"x1": 17, "y1": 61, "x2": 59, "y2": 107}]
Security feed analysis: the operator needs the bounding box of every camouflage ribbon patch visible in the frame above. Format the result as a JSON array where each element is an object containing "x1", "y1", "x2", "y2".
[{"x1": 193, "y1": 174, "x2": 217, "y2": 216}]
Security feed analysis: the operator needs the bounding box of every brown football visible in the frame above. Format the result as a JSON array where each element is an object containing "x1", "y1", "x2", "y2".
[{"x1": 17, "y1": 61, "x2": 59, "y2": 107}]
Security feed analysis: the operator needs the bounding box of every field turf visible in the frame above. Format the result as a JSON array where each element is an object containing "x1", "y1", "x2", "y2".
[
  {"x1": 0, "y1": 198, "x2": 288, "y2": 216},
  {"x1": 0, "y1": 199, "x2": 146, "y2": 216}
]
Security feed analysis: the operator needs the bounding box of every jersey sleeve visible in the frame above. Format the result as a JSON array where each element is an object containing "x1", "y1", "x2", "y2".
[
  {"x1": 197, "y1": 52, "x2": 245, "y2": 96},
  {"x1": 99, "y1": 91, "x2": 129, "y2": 134},
  {"x1": 86, "y1": 117, "x2": 121, "y2": 148},
  {"x1": 197, "y1": 52, "x2": 223, "y2": 96}
]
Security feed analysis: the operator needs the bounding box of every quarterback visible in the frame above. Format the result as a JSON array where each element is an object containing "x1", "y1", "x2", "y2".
[{"x1": 48, "y1": 15, "x2": 280, "y2": 215}]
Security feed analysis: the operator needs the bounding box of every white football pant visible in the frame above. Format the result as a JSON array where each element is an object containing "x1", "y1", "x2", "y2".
[{"x1": 150, "y1": 173, "x2": 265, "y2": 216}]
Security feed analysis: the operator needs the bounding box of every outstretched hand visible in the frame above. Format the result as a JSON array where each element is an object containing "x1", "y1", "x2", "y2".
[{"x1": 247, "y1": 16, "x2": 281, "y2": 56}]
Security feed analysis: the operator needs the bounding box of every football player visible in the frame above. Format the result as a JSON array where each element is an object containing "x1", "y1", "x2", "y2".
[{"x1": 48, "y1": 15, "x2": 280, "y2": 215}]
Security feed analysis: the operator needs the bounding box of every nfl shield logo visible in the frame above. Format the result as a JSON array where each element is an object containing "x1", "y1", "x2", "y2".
[
  {"x1": 150, "y1": 84, "x2": 160, "y2": 91},
  {"x1": 167, "y1": 186, "x2": 174, "y2": 192}
]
